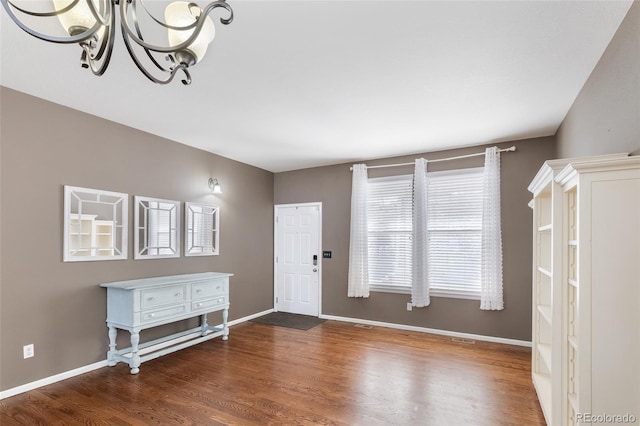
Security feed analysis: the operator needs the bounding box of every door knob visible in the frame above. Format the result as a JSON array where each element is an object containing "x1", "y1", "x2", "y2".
[{"x1": 313, "y1": 268, "x2": 318, "y2": 272}]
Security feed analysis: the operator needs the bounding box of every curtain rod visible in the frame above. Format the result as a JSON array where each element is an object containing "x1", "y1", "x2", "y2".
[{"x1": 349, "y1": 146, "x2": 517, "y2": 171}]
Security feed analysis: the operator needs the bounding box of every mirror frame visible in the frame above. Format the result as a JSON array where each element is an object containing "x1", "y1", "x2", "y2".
[
  {"x1": 134, "y1": 196, "x2": 181, "y2": 260},
  {"x1": 63, "y1": 185, "x2": 128, "y2": 262},
  {"x1": 185, "y1": 202, "x2": 219, "y2": 256}
]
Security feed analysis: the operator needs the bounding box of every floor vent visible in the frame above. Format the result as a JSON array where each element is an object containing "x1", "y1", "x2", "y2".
[
  {"x1": 354, "y1": 324, "x2": 374, "y2": 330},
  {"x1": 452, "y1": 337, "x2": 476, "y2": 344}
]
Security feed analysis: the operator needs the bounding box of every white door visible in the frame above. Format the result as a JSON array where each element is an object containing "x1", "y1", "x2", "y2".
[{"x1": 274, "y1": 203, "x2": 321, "y2": 316}]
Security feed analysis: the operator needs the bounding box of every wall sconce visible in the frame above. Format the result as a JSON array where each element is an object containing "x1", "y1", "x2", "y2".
[{"x1": 208, "y1": 177, "x2": 222, "y2": 194}]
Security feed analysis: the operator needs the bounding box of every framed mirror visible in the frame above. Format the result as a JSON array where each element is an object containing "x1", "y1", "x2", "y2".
[
  {"x1": 185, "y1": 202, "x2": 219, "y2": 256},
  {"x1": 134, "y1": 196, "x2": 180, "y2": 259},
  {"x1": 64, "y1": 185, "x2": 128, "y2": 262}
]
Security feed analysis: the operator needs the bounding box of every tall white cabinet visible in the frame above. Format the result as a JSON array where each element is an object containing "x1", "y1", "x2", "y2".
[
  {"x1": 529, "y1": 154, "x2": 640, "y2": 426},
  {"x1": 528, "y1": 158, "x2": 571, "y2": 424}
]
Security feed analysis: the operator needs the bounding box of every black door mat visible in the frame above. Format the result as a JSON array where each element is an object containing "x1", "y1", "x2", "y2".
[{"x1": 249, "y1": 312, "x2": 326, "y2": 331}]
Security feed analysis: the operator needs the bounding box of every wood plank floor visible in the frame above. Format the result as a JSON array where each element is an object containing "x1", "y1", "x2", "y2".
[{"x1": 0, "y1": 320, "x2": 545, "y2": 425}]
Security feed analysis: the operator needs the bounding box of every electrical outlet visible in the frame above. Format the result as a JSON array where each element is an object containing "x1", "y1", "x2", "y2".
[
  {"x1": 407, "y1": 302, "x2": 412, "y2": 311},
  {"x1": 23, "y1": 344, "x2": 34, "y2": 359}
]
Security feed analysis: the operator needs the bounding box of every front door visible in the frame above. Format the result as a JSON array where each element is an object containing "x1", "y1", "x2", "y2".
[{"x1": 274, "y1": 203, "x2": 321, "y2": 316}]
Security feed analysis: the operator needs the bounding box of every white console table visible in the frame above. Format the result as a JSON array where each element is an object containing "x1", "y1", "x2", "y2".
[{"x1": 100, "y1": 272, "x2": 233, "y2": 374}]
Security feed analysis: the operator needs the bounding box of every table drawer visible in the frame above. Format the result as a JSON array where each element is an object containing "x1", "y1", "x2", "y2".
[
  {"x1": 192, "y1": 295, "x2": 227, "y2": 312},
  {"x1": 192, "y1": 279, "x2": 227, "y2": 300},
  {"x1": 140, "y1": 284, "x2": 187, "y2": 309},
  {"x1": 139, "y1": 304, "x2": 187, "y2": 323}
]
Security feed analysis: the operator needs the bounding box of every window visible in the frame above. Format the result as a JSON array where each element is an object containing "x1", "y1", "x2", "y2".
[{"x1": 366, "y1": 167, "x2": 484, "y2": 299}]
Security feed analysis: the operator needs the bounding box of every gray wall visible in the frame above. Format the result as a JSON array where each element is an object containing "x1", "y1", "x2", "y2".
[
  {"x1": 0, "y1": 87, "x2": 274, "y2": 391},
  {"x1": 557, "y1": 1, "x2": 640, "y2": 157},
  {"x1": 274, "y1": 137, "x2": 556, "y2": 342}
]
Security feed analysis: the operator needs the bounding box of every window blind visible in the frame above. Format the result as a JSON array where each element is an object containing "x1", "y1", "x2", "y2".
[
  {"x1": 427, "y1": 168, "x2": 484, "y2": 298},
  {"x1": 367, "y1": 175, "x2": 413, "y2": 289}
]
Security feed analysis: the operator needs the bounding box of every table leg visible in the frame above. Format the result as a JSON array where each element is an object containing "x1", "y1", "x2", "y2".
[
  {"x1": 201, "y1": 314, "x2": 209, "y2": 337},
  {"x1": 107, "y1": 325, "x2": 117, "y2": 367},
  {"x1": 222, "y1": 307, "x2": 229, "y2": 340},
  {"x1": 129, "y1": 331, "x2": 141, "y2": 374}
]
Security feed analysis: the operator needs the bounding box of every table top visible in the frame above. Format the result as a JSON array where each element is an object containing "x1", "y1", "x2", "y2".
[{"x1": 100, "y1": 272, "x2": 233, "y2": 290}]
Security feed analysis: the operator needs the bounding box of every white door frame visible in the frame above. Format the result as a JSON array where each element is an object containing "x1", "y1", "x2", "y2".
[{"x1": 273, "y1": 202, "x2": 323, "y2": 316}]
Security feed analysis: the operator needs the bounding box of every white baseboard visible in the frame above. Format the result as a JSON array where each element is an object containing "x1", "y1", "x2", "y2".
[
  {"x1": 0, "y1": 360, "x2": 109, "y2": 400},
  {"x1": 0, "y1": 309, "x2": 275, "y2": 400},
  {"x1": 319, "y1": 314, "x2": 532, "y2": 347},
  {"x1": 228, "y1": 308, "x2": 274, "y2": 326}
]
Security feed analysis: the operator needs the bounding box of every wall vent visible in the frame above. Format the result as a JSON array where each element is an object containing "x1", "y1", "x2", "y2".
[{"x1": 452, "y1": 337, "x2": 476, "y2": 344}]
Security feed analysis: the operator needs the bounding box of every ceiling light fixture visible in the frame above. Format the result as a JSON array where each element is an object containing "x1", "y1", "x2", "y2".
[
  {"x1": 1, "y1": 0, "x2": 233, "y2": 85},
  {"x1": 208, "y1": 177, "x2": 222, "y2": 194}
]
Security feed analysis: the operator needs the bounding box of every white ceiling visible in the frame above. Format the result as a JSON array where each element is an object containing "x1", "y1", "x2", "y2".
[{"x1": 0, "y1": 1, "x2": 633, "y2": 172}]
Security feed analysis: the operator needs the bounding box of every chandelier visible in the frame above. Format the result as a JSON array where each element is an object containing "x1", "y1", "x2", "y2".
[{"x1": 1, "y1": 0, "x2": 233, "y2": 85}]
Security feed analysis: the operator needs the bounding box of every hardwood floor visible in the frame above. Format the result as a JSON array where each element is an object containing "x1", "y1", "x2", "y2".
[{"x1": 0, "y1": 320, "x2": 545, "y2": 425}]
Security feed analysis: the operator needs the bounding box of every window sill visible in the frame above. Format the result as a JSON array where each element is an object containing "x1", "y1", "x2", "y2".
[
  {"x1": 429, "y1": 290, "x2": 480, "y2": 301},
  {"x1": 370, "y1": 286, "x2": 480, "y2": 301}
]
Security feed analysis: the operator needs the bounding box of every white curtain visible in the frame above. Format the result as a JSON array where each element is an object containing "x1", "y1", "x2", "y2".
[
  {"x1": 348, "y1": 164, "x2": 370, "y2": 298},
  {"x1": 480, "y1": 147, "x2": 504, "y2": 310},
  {"x1": 412, "y1": 158, "x2": 430, "y2": 307}
]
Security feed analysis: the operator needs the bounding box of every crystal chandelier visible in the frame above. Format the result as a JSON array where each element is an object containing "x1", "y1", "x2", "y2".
[{"x1": 1, "y1": 0, "x2": 233, "y2": 85}]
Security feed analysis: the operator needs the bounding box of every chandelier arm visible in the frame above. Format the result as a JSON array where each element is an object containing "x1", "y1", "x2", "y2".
[
  {"x1": 85, "y1": 6, "x2": 116, "y2": 76},
  {"x1": 179, "y1": 68, "x2": 192, "y2": 86},
  {"x1": 135, "y1": 0, "x2": 233, "y2": 31},
  {"x1": 1, "y1": 0, "x2": 107, "y2": 44},
  {"x1": 136, "y1": 0, "x2": 197, "y2": 31},
  {"x1": 84, "y1": 0, "x2": 113, "y2": 27},
  {"x1": 202, "y1": 1, "x2": 234, "y2": 25},
  {"x1": 120, "y1": 22, "x2": 191, "y2": 85},
  {"x1": 130, "y1": 0, "x2": 171, "y2": 72},
  {"x1": 5, "y1": 0, "x2": 80, "y2": 17},
  {"x1": 119, "y1": 0, "x2": 232, "y2": 54},
  {"x1": 83, "y1": 0, "x2": 114, "y2": 62},
  {"x1": 90, "y1": 26, "x2": 110, "y2": 62},
  {"x1": 5, "y1": 0, "x2": 112, "y2": 27}
]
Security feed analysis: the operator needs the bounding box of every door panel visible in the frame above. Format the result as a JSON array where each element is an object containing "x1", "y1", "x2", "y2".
[{"x1": 275, "y1": 204, "x2": 320, "y2": 316}]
